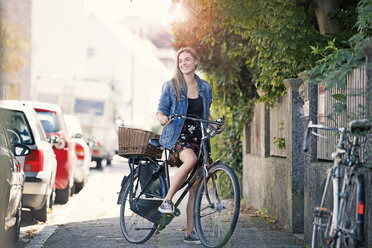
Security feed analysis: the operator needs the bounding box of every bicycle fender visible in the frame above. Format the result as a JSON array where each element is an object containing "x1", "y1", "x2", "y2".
[{"x1": 117, "y1": 175, "x2": 128, "y2": 205}]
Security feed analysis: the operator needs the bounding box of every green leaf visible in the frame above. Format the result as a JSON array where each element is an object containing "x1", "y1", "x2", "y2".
[{"x1": 332, "y1": 94, "x2": 347, "y2": 102}]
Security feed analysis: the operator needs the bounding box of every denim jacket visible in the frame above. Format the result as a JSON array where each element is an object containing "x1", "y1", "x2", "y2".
[{"x1": 157, "y1": 74, "x2": 212, "y2": 150}]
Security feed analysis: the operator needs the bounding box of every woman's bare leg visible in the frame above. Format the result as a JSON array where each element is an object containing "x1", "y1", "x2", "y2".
[
  {"x1": 186, "y1": 178, "x2": 201, "y2": 236},
  {"x1": 164, "y1": 148, "x2": 197, "y2": 201}
]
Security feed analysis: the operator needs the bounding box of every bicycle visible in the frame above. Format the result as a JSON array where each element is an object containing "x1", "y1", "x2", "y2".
[
  {"x1": 303, "y1": 119, "x2": 372, "y2": 248},
  {"x1": 117, "y1": 114, "x2": 241, "y2": 248}
]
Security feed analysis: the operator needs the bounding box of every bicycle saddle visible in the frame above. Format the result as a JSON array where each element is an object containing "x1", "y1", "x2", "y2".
[
  {"x1": 349, "y1": 119, "x2": 372, "y2": 135},
  {"x1": 148, "y1": 138, "x2": 161, "y2": 148}
]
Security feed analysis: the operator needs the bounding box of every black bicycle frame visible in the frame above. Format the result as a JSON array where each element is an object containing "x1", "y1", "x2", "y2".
[{"x1": 125, "y1": 115, "x2": 223, "y2": 219}]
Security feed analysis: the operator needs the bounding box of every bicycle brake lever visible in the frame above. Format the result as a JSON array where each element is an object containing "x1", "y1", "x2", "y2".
[{"x1": 311, "y1": 131, "x2": 328, "y2": 139}]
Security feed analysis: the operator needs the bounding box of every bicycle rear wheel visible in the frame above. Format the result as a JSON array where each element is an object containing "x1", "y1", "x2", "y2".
[
  {"x1": 338, "y1": 174, "x2": 364, "y2": 248},
  {"x1": 119, "y1": 172, "x2": 157, "y2": 244},
  {"x1": 194, "y1": 163, "x2": 240, "y2": 248},
  {"x1": 312, "y1": 177, "x2": 335, "y2": 248}
]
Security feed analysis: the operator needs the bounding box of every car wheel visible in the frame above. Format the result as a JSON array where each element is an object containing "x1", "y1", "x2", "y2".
[
  {"x1": 32, "y1": 197, "x2": 49, "y2": 222},
  {"x1": 75, "y1": 181, "x2": 84, "y2": 193},
  {"x1": 70, "y1": 183, "x2": 76, "y2": 196},
  {"x1": 0, "y1": 209, "x2": 6, "y2": 244},
  {"x1": 49, "y1": 186, "x2": 55, "y2": 210},
  {"x1": 95, "y1": 158, "x2": 102, "y2": 169},
  {"x1": 8, "y1": 202, "x2": 22, "y2": 241},
  {"x1": 56, "y1": 185, "x2": 70, "y2": 204}
]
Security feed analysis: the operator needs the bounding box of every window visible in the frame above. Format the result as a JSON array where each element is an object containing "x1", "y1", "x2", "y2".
[
  {"x1": 0, "y1": 122, "x2": 9, "y2": 148},
  {"x1": 36, "y1": 111, "x2": 60, "y2": 133},
  {"x1": 0, "y1": 109, "x2": 34, "y2": 144},
  {"x1": 74, "y1": 99, "x2": 104, "y2": 116},
  {"x1": 87, "y1": 47, "x2": 95, "y2": 58}
]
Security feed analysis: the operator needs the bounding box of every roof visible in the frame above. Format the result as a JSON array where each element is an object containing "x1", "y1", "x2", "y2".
[
  {"x1": 23, "y1": 101, "x2": 62, "y2": 113},
  {"x1": 0, "y1": 100, "x2": 33, "y2": 112}
]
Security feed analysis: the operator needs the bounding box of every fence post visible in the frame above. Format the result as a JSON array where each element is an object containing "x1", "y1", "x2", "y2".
[
  {"x1": 284, "y1": 78, "x2": 305, "y2": 232},
  {"x1": 299, "y1": 72, "x2": 319, "y2": 241},
  {"x1": 360, "y1": 37, "x2": 372, "y2": 248}
]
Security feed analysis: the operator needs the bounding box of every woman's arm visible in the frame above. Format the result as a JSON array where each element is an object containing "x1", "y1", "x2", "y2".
[{"x1": 157, "y1": 81, "x2": 172, "y2": 117}]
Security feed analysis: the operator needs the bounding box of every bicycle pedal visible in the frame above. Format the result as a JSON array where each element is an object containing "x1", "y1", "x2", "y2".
[{"x1": 314, "y1": 206, "x2": 331, "y2": 217}]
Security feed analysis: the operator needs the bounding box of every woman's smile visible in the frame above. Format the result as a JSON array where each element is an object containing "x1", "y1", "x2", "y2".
[{"x1": 179, "y1": 52, "x2": 198, "y2": 74}]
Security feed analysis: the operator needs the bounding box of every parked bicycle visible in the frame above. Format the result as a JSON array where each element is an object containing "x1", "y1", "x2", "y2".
[
  {"x1": 303, "y1": 119, "x2": 371, "y2": 248},
  {"x1": 117, "y1": 114, "x2": 240, "y2": 248}
]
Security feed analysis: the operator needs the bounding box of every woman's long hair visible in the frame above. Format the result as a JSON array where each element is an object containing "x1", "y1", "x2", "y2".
[{"x1": 172, "y1": 47, "x2": 199, "y2": 101}]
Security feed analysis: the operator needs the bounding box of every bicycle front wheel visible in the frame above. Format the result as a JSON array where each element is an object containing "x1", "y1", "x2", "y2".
[
  {"x1": 338, "y1": 174, "x2": 364, "y2": 248},
  {"x1": 119, "y1": 172, "x2": 157, "y2": 244},
  {"x1": 194, "y1": 163, "x2": 240, "y2": 248}
]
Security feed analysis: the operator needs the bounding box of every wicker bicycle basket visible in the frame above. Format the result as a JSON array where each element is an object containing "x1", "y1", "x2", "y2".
[{"x1": 118, "y1": 127, "x2": 162, "y2": 159}]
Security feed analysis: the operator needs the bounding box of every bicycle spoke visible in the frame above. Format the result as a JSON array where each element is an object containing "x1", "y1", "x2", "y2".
[
  {"x1": 195, "y1": 163, "x2": 240, "y2": 248},
  {"x1": 120, "y1": 172, "x2": 157, "y2": 244},
  {"x1": 338, "y1": 175, "x2": 362, "y2": 248}
]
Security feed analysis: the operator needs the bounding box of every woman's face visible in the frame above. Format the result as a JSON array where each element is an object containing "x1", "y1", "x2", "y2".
[{"x1": 178, "y1": 52, "x2": 198, "y2": 75}]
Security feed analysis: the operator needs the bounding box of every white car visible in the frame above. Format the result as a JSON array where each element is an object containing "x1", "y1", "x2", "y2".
[
  {"x1": 0, "y1": 101, "x2": 57, "y2": 222},
  {"x1": 63, "y1": 114, "x2": 93, "y2": 192}
]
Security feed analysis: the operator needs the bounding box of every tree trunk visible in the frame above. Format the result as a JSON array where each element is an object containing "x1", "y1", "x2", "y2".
[{"x1": 312, "y1": 0, "x2": 343, "y2": 34}]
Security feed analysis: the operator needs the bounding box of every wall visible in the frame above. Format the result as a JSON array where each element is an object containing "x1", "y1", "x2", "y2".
[
  {"x1": 243, "y1": 79, "x2": 304, "y2": 233},
  {"x1": 243, "y1": 39, "x2": 372, "y2": 243}
]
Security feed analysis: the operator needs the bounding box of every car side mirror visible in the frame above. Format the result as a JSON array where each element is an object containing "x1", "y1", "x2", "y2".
[
  {"x1": 14, "y1": 144, "x2": 31, "y2": 156},
  {"x1": 74, "y1": 133, "x2": 82, "y2": 138},
  {"x1": 47, "y1": 134, "x2": 59, "y2": 145}
]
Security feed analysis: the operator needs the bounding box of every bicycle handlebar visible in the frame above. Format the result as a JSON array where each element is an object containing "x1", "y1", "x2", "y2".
[
  {"x1": 303, "y1": 121, "x2": 343, "y2": 152},
  {"x1": 303, "y1": 124, "x2": 311, "y2": 152},
  {"x1": 168, "y1": 114, "x2": 224, "y2": 127}
]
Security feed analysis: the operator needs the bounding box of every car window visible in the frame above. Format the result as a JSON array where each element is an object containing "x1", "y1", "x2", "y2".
[
  {"x1": 0, "y1": 121, "x2": 10, "y2": 149},
  {"x1": 32, "y1": 111, "x2": 47, "y2": 141},
  {"x1": 0, "y1": 109, "x2": 34, "y2": 144},
  {"x1": 64, "y1": 115, "x2": 83, "y2": 137},
  {"x1": 36, "y1": 111, "x2": 60, "y2": 133}
]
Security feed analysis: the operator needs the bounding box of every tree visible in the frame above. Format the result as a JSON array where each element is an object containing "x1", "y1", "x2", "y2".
[
  {"x1": 170, "y1": 0, "x2": 368, "y2": 176},
  {"x1": 0, "y1": 18, "x2": 29, "y2": 98}
]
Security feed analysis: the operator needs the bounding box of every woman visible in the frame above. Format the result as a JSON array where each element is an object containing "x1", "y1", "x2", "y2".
[{"x1": 157, "y1": 47, "x2": 220, "y2": 244}]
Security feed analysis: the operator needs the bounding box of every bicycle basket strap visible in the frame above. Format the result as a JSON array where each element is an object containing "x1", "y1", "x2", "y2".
[{"x1": 139, "y1": 164, "x2": 163, "y2": 197}]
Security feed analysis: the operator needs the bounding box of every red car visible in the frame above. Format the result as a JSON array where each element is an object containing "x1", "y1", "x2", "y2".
[{"x1": 27, "y1": 102, "x2": 76, "y2": 204}]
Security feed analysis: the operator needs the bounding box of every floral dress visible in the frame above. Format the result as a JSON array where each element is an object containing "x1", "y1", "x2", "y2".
[{"x1": 168, "y1": 119, "x2": 202, "y2": 167}]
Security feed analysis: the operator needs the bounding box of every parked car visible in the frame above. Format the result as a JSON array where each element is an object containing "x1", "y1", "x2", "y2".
[
  {"x1": 0, "y1": 101, "x2": 57, "y2": 223},
  {"x1": 63, "y1": 114, "x2": 93, "y2": 193},
  {"x1": 0, "y1": 115, "x2": 30, "y2": 244},
  {"x1": 26, "y1": 101, "x2": 76, "y2": 203},
  {"x1": 86, "y1": 137, "x2": 113, "y2": 169}
]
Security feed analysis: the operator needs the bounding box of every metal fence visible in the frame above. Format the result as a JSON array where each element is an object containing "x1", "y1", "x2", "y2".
[{"x1": 317, "y1": 66, "x2": 367, "y2": 160}]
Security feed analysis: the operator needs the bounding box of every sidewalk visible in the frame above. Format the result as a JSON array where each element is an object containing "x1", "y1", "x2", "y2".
[
  {"x1": 25, "y1": 164, "x2": 308, "y2": 248},
  {"x1": 40, "y1": 207, "x2": 308, "y2": 248},
  {"x1": 151, "y1": 204, "x2": 307, "y2": 248}
]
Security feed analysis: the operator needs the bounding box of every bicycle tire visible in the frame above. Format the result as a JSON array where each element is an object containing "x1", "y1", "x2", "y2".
[
  {"x1": 194, "y1": 163, "x2": 240, "y2": 248},
  {"x1": 119, "y1": 171, "x2": 157, "y2": 244},
  {"x1": 312, "y1": 177, "x2": 335, "y2": 248},
  {"x1": 338, "y1": 174, "x2": 364, "y2": 248}
]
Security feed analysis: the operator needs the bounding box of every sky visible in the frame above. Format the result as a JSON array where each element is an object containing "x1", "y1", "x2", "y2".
[{"x1": 84, "y1": 0, "x2": 173, "y2": 24}]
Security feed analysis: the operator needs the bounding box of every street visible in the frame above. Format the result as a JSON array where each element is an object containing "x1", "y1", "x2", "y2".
[{"x1": 14, "y1": 157, "x2": 306, "y2": 248}]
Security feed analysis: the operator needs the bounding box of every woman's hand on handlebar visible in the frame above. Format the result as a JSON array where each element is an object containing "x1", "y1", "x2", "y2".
[
  {"x1": 157, "y1": 112, "x2": 169, "y2": 126},
  {"x1": 209, "y1": 115, "x2": 223, "y2": 134}
]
